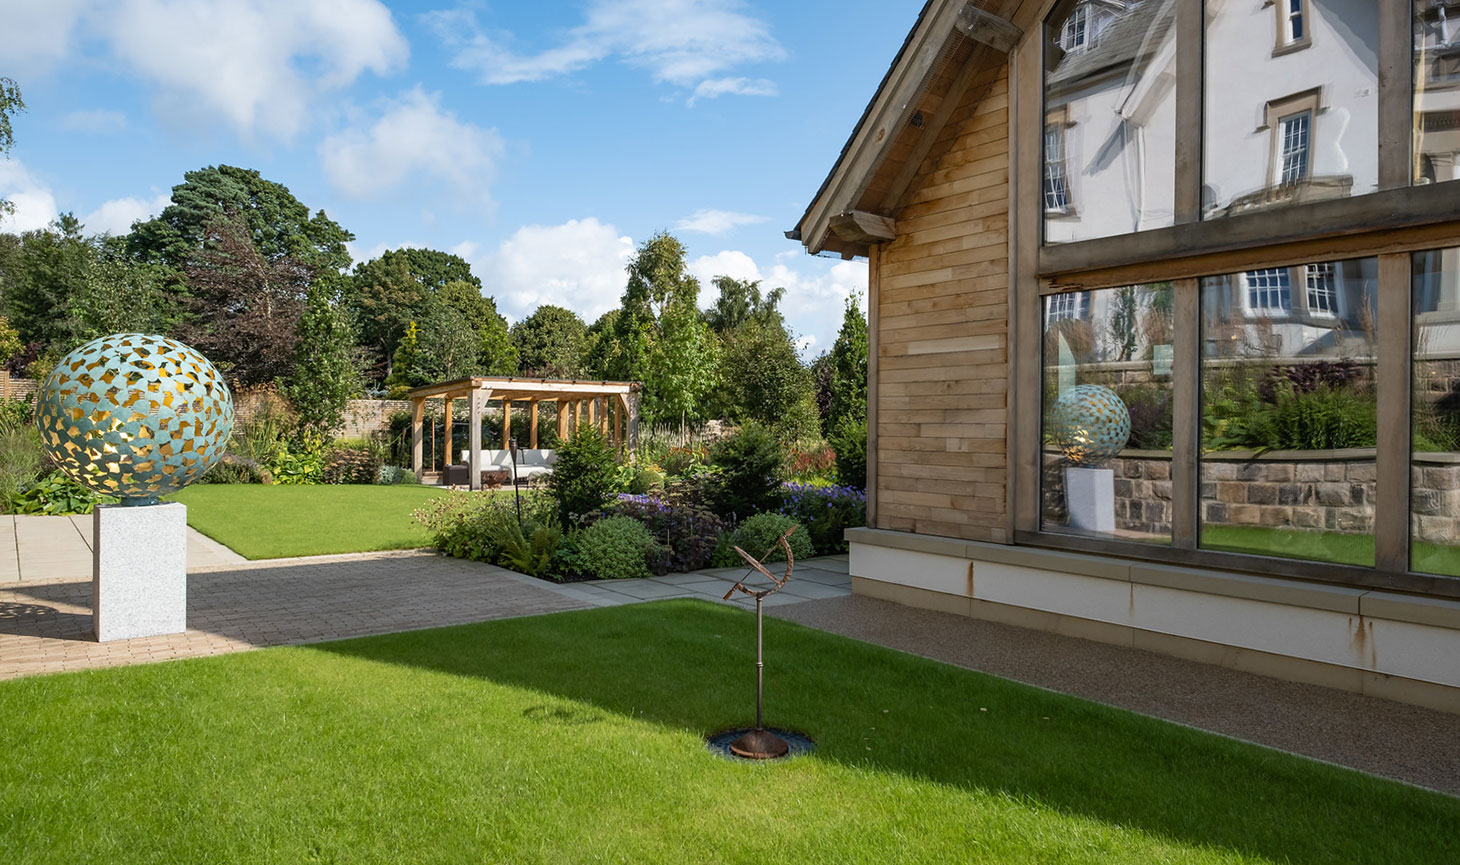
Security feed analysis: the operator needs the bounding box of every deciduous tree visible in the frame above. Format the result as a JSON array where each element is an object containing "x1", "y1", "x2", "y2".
[{"x1": 511, "y1": 304, "x2": 587, "y2": 378}]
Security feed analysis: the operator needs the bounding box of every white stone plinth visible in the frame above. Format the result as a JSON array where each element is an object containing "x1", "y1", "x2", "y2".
[
  {"x1": 1065, "y1": 466, "x2": 1115, "y2": 534},
  {"x1": 93, "y1": 502, "x2": 187, "y2": 642}
]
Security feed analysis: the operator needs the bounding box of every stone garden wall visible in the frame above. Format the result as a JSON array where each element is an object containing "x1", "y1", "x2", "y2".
[{"x1": 1045, "y1": 449, "x2": 1460, "y2": 544}]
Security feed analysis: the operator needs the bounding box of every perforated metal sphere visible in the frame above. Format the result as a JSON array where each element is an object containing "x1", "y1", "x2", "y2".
[
  {"x1": 1049, "y1": 384, "x2": 1131, "y2": 466},
  {"x1": 35, "y1": 334, "x2": 234, "y2": 505}
]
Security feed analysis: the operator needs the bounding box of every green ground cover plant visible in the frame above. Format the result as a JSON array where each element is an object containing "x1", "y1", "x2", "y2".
[
  {"x1": 168, "y1": 484, "x2": 447, "y2": 559},
  {"x1": 0, "y1": 601, "x2": 1454, "y2": 864}
]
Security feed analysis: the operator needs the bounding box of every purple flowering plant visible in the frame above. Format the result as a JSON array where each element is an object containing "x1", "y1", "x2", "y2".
[{"x1": 779, "y1": 481, "x2": 867, "y2": 554}]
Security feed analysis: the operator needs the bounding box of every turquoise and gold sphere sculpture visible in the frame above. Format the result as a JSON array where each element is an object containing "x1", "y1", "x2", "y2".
[
  {"x1": 35, "y1": 334, "x2": 234, "y2": 506},
  {"x1": 1049, "y1": 384, "x2": 1131, "y2": 466}
]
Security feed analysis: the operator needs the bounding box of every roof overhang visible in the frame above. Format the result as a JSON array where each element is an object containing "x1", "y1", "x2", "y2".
[{"x1": 791, "y1": 0, "x2": 1036, "y2": 259}]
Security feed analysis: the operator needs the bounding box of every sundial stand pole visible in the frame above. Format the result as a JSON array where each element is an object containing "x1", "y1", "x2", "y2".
[{"x1": 754, "y1": 593, "x2": 764, "y2": 731}]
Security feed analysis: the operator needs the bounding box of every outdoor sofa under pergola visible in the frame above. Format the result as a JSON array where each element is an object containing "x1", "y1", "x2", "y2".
[{"x1": 406, "y1": 377, "x2": 641, "y2": 491}]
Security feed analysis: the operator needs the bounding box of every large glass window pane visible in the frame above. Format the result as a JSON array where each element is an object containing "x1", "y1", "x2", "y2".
[
  {"x1": 1199, "y1": 257, "x2": 1378, "y2": 566},
  {"x1": 1043, "y1": 0, "x2": 1176, "y2": 244},
  {"x1": 1411, "y1": 248, "x2": 1460, "y2": 576},
  {"x1": 1042, "y1": 284, "x2": 1174, "y2": 543},
  {"x1": 1203, "y1": 1, "x2": 1378, "y2": 219},
  {"x1": 1415, "y1": 0, "x2": 1460, "y2": 184}
]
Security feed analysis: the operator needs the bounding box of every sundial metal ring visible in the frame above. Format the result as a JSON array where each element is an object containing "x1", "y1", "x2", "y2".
[{"x1": 34, "y1": 333, "x2": 235, "y2": 507}]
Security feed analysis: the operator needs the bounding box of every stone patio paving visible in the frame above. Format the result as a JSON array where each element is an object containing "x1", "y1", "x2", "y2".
[{"x1": 0, "y1": 514, "x2": 849, "y2": 681}]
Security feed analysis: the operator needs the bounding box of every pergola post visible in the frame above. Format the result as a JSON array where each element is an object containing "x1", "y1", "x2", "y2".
[
  {"x1": 586, "y1": 398, "x2": 595, "y2": 429},
  {"x1": 556, "y1": 399, "x2": 567, "y2": 441},
  {"x1": 598, "y1": 397, "x2": 608, "y2": 437},
  {"x1": 469, "y1": 388, "x2": 486, "y2": 491},
  {"x1": 443, "y1": 397, "x2": 453, "y2": 467},
  {"x1": 614, "y1": 399, "x2": 624, "y2": 455},
  {"x1": 626, "y1": 392, "x2": 640, "y2": 456},
  {"x1": 411, "y1": 398, "x2": 424, "y2": 477},
  {"x1": 502, "y1": 399, "x2": 512, "y2": 448},
  {"x1": 529, "y1": 400, "x2": 539, "y2": 449}
]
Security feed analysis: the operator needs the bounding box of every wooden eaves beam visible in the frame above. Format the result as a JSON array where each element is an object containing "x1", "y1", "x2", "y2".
[
  {"x1": 954, "y1": 3, "x2": 1021, "y2": 54},
  {"x1": 830, "y1": 210, "x2": 897, "y2": 246}
]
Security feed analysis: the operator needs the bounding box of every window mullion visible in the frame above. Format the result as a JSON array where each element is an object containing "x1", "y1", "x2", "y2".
[
  {"x1": 1175, "y1": 0, "x2": 1203, "y2": 224},
  {"x1": 1375, "y1": 252, "x2": 1413, "y2": 574},
  {"x1": 1378, "y1": 0, "x2": 1412, "y2": 190},
  {"x1": 1171, "y1": 278, "x2": 1201, "y2": 549}
]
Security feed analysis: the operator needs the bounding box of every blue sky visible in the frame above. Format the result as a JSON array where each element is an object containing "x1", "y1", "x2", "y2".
[{"x1": 0, "y1": 0, "x2": 924, "y2": 357}]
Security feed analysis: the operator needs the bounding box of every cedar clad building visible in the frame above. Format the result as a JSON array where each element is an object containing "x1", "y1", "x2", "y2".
[{"x1": 792, "y1": 0, "x2": 1460, "y2": 712}]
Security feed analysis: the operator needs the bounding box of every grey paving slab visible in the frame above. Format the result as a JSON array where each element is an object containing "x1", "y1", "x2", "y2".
[
  {"x1": 0, "y1": 551, "x2": 589, "y2": 680},
  {"x1": 793, "y1": 567, "x2": 853, "y2": 586},
  {"x1": 777, "y1": 579, "x2": 854, "y2": 600},
  {"x1": 598, "y1": 580, "x2": 695, "y2": 601}
]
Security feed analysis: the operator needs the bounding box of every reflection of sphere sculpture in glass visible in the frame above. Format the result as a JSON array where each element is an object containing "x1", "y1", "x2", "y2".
[
  {"x1": 35, "y1": 334, "x2": 234, "y2": 506},
  {"x1": 1049, "y1": 384, "x2": 1131, "y2": 466}
]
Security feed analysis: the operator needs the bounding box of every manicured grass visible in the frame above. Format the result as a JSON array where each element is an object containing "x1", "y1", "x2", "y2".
[
  {"x1": 1202, "y1": 524, "x2": 1460, "y2": 574},
  {"x1": 2, "y1": 601, "x2": 1454, "y2": 864},
  {"x1": 167, "y1": 484, "x2": 449, "y2": 559}
]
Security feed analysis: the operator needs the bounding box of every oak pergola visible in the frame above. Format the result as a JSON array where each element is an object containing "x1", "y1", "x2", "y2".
[{"x1": 406, "y1": 377, "x2": 641, "y2": 491}]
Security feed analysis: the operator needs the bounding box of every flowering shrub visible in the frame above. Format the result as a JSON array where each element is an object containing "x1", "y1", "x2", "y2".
[
  {"x1": 780, "y1": 481, "x2": 867, "y2": 555},
  {"x1": 609, "y1": 491, "x2": 725, "y2": 574},
  {"x1": 323, "y1": 445, "x2": 380, "y2": 484}
]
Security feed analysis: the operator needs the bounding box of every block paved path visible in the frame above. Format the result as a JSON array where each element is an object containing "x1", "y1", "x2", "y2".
[
  {"x1": 0, "y1": 551, "x2": 594, "y2": 679},
  {"x1": 0, "y1": 513, "x2": 851, "y2": 681}
]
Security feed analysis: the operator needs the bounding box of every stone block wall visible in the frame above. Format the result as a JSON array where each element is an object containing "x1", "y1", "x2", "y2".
[
  {"x1": 1044, "y1": 450, "x2": 1460, "y2": 547},
  {"x1": 1198, "y1": 458, "x2": 1375, "y2": 534}
]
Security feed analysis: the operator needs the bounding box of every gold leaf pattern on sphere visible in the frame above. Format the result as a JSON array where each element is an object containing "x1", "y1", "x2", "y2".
[{"x1": 34, "y1": 334, "x2": 235, "y2": 504}]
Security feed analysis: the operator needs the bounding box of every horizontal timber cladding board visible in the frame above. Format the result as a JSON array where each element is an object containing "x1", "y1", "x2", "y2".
[
  {"x1": 880, "y1": 318, "x2": 1005, "y2": 342},
  {"x1": 881, "y1": 462, "x2": 1006, "y2": 482},
  {"x1": 902, "y1": 162, "x2": 1010, "y2": 207},
  {"x1": 896, "y1": 182, "x2": 1009, "y2": 224},
  {"x1": 878, "y1": 350, "x2": 1006, "y2": 371},
  {"x1": 878, "y1": 435, "x2": 1008, "y2": 454},
  {"x1": 878, "y1": 235, "x2": 1011, "y2": 278},
  {"x1": 879, "y1": 303, "x2": 1007, "y2": 331},
  {"x1": 883, "y1": 215, "x2": 1008, "y2": 258},
  {"x1": 881, "y1": 258, "x2": 1009, "y2": 291},
  {"x1": 880, "y1": 377, "x2": 1008, "y2": 396},
  {"x1": 895, "y1": 199, "x2": 1009, "y2": 238}
]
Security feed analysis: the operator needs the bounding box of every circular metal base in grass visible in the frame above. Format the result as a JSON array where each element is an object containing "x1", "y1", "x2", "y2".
[{"x1": 706, "y1": 728, "x2": 815, "y2": 762}]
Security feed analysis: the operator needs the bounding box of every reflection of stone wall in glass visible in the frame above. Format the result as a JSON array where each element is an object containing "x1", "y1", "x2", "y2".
[{"x1": 34, "y1": 334, "x2": 235, "y2": 506}]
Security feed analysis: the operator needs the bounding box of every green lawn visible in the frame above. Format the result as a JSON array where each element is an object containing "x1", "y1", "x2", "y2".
[
  {"x1": 2, "y1": 601, "x2": 1454, "y2": 864},
  {"x1": 1202, "y1": 524, "x2": 1460, "y2": 575},
  {"x1": 167, "y1": 484, "x2": 449, "y2": 559}
]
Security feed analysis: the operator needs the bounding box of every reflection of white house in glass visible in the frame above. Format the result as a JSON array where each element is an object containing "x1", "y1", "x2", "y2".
[
  {"x1": 1044, "y1": 0, "x2": 1176, "y2": 243},
  {"x1": 1044, "y1": 0, "x2": 1383, "y2": 243}
]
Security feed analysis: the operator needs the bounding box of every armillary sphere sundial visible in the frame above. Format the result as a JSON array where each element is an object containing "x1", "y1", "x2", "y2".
[{"x1": 718, "y1": 525, "x2": 801, "y2": 760}]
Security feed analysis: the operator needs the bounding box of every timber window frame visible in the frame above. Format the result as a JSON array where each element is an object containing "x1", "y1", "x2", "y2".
[{"x1": 1012, "y1": 0, "x2": 1460, "y2": 597}]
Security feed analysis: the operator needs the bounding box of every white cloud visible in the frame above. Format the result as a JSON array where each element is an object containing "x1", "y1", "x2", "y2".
[
  {"x1": 476, "y1": 218, "x2": 635, "y2": 321},
  {"x1": 673, "y1": 209, "x2": 768, "y2": 235},
  {"x1": 0, "y1": 0, "x2": 90, "y2": 74},
  {"x1": 690, "y1": 248, "x2": 868, "y2": 359},
  {"x1": 689, "y1": 76, "x2": 777, "y2": 104},
  {"x1": 319, "y1": 88, "x2": 504, "y2": 206},
  {"x1": 59, "y1": 109, "x2": 129, "y2": 134},
  {"x1": 80, "y1": 192, "x2": 170, "y2": 236},
  {"x1": 9, "y1": 0, "x2": 408, "y2": 141},
  {"x1": 345, "y1": 239, "x2": 424, "y2": 268},
  {"x1": 0, "y1": 160, "x2": 59, "y2": 232},
  {"x1": 431, "y1": 0, "x2": 785, "y2": 100}
]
